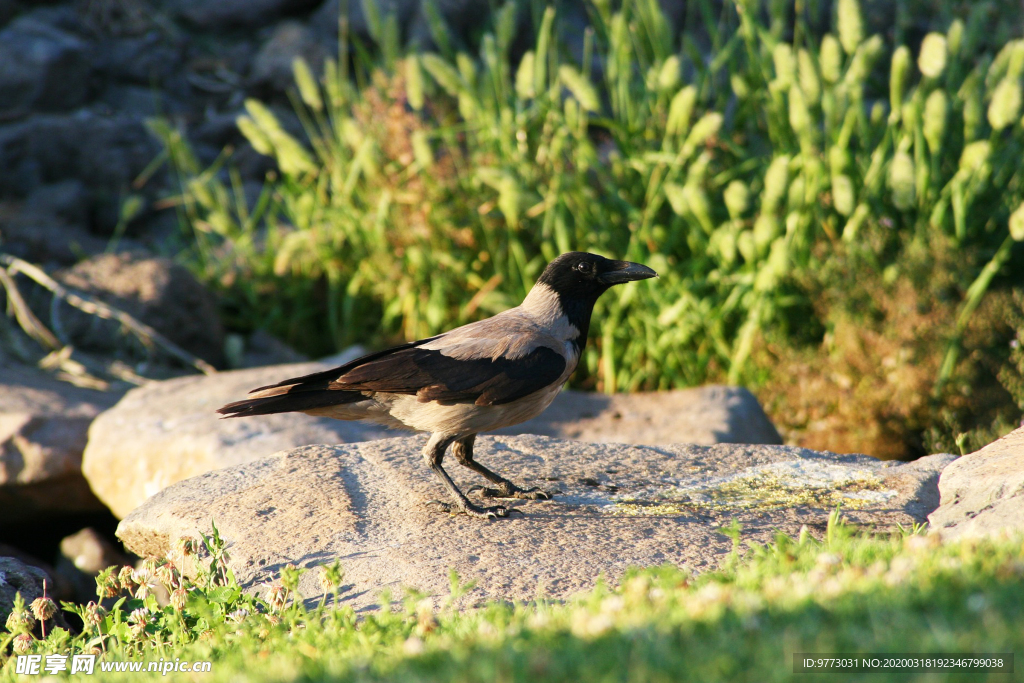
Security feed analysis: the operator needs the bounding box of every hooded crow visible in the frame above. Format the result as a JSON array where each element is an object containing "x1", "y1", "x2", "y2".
[{"x1": 217, "y1": 252, "x2": 657, "y2": 519}]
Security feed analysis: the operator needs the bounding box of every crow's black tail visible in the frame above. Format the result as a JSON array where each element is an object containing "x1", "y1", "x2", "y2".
[{"x1": 216, "y1": 390, "x2": 365, "y2": 418}]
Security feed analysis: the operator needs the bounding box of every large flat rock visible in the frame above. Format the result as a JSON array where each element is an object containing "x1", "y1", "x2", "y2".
[
  {"x1": 928, "y1": 427, "x2": 1024, "y2": 540},
  {"x1": 83, "y1": 351, "x2": 781, "y2": 519},
  {"x1": 117, "y1": 436, "x2": 953, "y2": 611},
  {"x1": 82, "y1": 349, "x2": 387, "y2": 519},
  {"x1": 1, "y1": 362, "x2": 122, "y2": 521}
]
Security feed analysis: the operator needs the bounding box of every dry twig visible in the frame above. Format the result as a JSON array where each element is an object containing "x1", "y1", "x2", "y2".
[{"x1": 0, "y1": 254, "x2": 217, "y2": 376}]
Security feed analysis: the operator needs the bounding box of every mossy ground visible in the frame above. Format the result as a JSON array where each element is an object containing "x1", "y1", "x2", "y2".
[{"x1": 610, "y1": 462, "x2": 893, "y2": 516}]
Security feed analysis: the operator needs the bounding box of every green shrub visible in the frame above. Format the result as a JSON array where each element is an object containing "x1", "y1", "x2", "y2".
[{"x1": 156, "y1": 0, "x2": 1023, "y2": 450}]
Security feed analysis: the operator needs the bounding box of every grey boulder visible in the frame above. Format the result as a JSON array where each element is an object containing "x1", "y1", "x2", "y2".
[
  {"x1": 166, "y1": 0, "x2": 322, "y2": 29},
  {"x1": 82, "y1": 349, "x2": 390, "y2": 519},
  {"x1": 928, "y1": 426, "x2": 1024, "y2": 540},
  {"x1": 55, "y1": 528, "x2": 133, "y2": 603},
  {"x1": 117, "y1": 435, "x2": 954, "y2": 611},
  {"x1": 0, "y1": 111, "x2": 157, "y2": 202},
  {"x1": 0, "y1": 16, "x2": 91, "y2": 117},
  {"x1": 0, "y1": 362, "x2": 122, "y2": 521},
  {"x1": 56, "y1": 252, "x2": 225, "y2": 367},
  {"x1": 497, "y1": 385, "x2": 782, "y2": 446}
]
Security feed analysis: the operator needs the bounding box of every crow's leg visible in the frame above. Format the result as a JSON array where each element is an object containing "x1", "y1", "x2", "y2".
[
  {"x1": 423, "y1": 433, "x2": 509, "y2": 519},
  {"x1": 453, "y1": 434, "x2": 552, "y2": 501}
]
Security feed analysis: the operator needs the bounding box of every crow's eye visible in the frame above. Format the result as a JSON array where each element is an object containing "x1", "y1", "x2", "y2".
[{"x1": 575, "y1": 262, "x2": 591, "y2": 273}]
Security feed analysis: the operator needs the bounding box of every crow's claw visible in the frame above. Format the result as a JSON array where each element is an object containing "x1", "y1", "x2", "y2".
[
  {"x1": 469, "y1": 484, "x2": 553, "y2": 500},
  {"x1": 428, "y1": 500, "x2": 510, "y2": 519}
]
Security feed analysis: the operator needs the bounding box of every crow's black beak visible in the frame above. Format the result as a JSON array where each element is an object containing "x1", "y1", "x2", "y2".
[{"x1": 598, "y1": 261, "x2": 658, "y2": 285}]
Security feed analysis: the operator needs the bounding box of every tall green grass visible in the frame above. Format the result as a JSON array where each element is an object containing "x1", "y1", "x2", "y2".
[{"x1": 156, "y1": 0, "x2": 1024, "y2": 396}]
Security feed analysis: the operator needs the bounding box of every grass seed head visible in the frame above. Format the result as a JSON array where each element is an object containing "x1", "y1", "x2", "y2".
[
  {"x1": 988, "y1": 78, "x2": 1022, "y2": 131},
  {"x1": 293, "y1": 57, "x2": 323, "y2": 112},
  {"x1": 959, "y1": 140, "x2": 991, "y2": 173},
  {"x1": 820, "y1": 34, "x2": 842, "y2": 83},
  {"x1": 724, "y1": 180, "x2": 751, "y2": 220},
  {"x1": 658, "y1": 55, "x2": 681, "y2": 92},
  {"x1": 837, "y1": 0, "x2": 863, "y2": 55},
  {"x1": 923, "y1": 89, "x2": 949, "y2": 153},
  {"x1": 889, "y1": 150, "x2": 916, "y2": 210},
  {"x1": 918, "y1": 33, "x2": 948, "y2": 79},
  {"x1": 890, "y1": 46, "x2": 912, "y2": 112},
  {"x1": 762, "y1": 155, "x2": 791, "y2": 213},
  {"x1": 1008, "y1": 203, "x2": 1024, "y2": 241},
  {"x1": 798, "y1": 48, "x2": 821, "y2": 104},
  {"x1": 788, "y1": 85, "x2": 811, "y2": 137},
  {"x1": 666, "y1": 85, "x2": 697, "y2": 137},
  {"x1": 947, "y1": 18, "x2": 964, "y2": 55},
  {"x1": 772, "y1": 44, "x2": 795, "y2": 88},
  {"x1": 832, "y1": 174, "x2": 855, "y2": 216}
]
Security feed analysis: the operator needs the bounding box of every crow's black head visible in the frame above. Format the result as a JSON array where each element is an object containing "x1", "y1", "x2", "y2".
[
  {"x1": 533, "y1": 252, "x2": 657, "y2": 341},
  {"x1": 536, "y1": 252, "x2": 658, "y2": 299}
]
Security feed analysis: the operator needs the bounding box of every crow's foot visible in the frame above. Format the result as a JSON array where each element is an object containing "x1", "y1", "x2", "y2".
[
  {"x1": 428, "y1": 500, "x2": 512, "y2": 519},
  {"x1": 469, "y1": 483, "x2": 553, "y2": 500}
]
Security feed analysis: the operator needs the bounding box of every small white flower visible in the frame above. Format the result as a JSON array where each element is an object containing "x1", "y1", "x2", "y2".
[
  {"x1": 132, "y1": 567, "x2": 158, "y2": 596},
  {"x1": 227, "y1": 608, "x2": 250, "y2": 623},
  {"x1": 128, "y1": 607, "x2": 150, "y2": 626},
  {"x1": 403, "y1": 636, "x2": 425, "y2": 655}
]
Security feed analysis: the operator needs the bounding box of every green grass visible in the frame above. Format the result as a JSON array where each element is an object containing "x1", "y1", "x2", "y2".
[
  {"x1": 3, "y1": 517, "x2": 1023, "y2": 681},
  {"x1": 154, "y1": 0, "x2": 1024, "y2": 456}
]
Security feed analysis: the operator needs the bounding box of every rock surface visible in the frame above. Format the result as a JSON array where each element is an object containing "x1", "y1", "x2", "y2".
[
  {"x1": 117, "y1": 435, "x2": 954, "y2": 611},
  {"x1": 0, "y1": 16, "x2": 92, "y2": 116},
  {"x1": 55, "y1": 528, "x2": 133, "y2": 602},
  {"x1": 0, "y1": 362, "x2": 122, "y2": 521},
  {"x1": 928, "y1": 426, "x2": 1024, "y2": 540},
  {"x1": 497, "y1": 385, "x2": 782, "y2": 446},
  {"x1": 167, "y1": 0, "x2": 322, "y2": 29},
  {"x1": 84, "y1": 353, "x2": 782, "y2": 519},
  {"x1": 55, "y1": 252, "x2": 225, "y2": 367},
  {"x1": 0, "y1": 556, "x2": 54, "y2": 626},
  {"x1": 82, "y1": 349, "x2": 388, "y2": 519},
  {"x1": 250, "y1": 21, "x2": 327, "y2": 93}
]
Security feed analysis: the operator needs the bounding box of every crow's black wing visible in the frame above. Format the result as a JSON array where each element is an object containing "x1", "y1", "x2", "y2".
[
  {"x1": 332, "y1": 345, "x2": 566, "y2": 406},
  {"x1": 246, "y1": 338, "x2": 439, "y2": 395}
]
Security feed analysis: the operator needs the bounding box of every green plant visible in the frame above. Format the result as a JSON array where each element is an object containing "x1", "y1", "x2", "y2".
[
  {"x1": 152, "y1": 0, "x2": 1023, "y2": 458},
  {"x1": 3, "y1": 518, "x2": 1024, "y2": 682},
  {"x1": 159, "y1": 0, "x2": 1023, "y2": 391}
]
